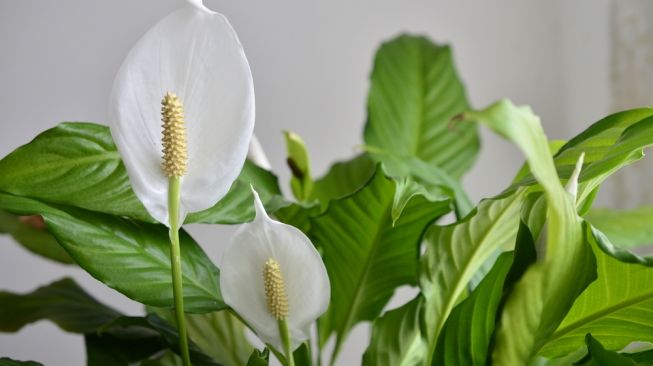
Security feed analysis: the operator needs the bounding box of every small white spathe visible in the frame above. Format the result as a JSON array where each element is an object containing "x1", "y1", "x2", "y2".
[
  {"x1": 220, "y1": 189, "x2": 331, "y2": 351},
  {"x1": 109, "y1": 0, "x2": 255, "y2": 226}
]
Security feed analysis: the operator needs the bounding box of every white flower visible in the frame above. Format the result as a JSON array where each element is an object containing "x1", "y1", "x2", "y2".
[
  {"x1": 220, "y1": 189, "x2": 330, "y2": 351},
  {"x1": 109, "y1": 0, "x2": 255, "y2": 226}
]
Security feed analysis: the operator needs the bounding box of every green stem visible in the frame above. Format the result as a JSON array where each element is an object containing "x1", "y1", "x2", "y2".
[
  {"x1": 168, "y1": 177, "x2": 191, "y2": 366},
  {"x1": 278, "y1": 319, "x2": 295, "y2": 366}
]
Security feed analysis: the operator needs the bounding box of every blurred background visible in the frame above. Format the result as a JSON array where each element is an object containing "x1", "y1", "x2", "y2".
[{"x1": 0, "y1": 0, "x2": 651, "y2": 364}]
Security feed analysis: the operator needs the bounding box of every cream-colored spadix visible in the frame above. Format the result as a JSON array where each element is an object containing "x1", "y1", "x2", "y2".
[
  {"x1": 109, "y1": 0, "x2": 255, "y2": 226},
  {"x1": 220, "y1": 189, "x2": 330, "y2": 351}
]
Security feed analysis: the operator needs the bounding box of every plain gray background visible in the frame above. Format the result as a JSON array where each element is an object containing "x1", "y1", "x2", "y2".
[{"x1": 0, "y1": 0, "x2": 618, "y2": 364}]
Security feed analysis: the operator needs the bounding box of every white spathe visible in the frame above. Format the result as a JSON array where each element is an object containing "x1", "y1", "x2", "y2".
[
  {"x1": 109, "y1": 0, "x2": 255, "y2": 226},
  {"x1": 220, "y1": 189, "x2": 330, "y2": 351}
]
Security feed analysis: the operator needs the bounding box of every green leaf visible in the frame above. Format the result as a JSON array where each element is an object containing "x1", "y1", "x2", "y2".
[
  {"x1": 99, "y1": 315, "x2": 221, "y2": 366},
  {"x1": 0, "y1": 359, "x2": 43, "y2": 366},
  {"x1": 310, "y1": 153, "x2": 376, "y2": 209},
  {"x1": 312, "y1": 167, "x2": 451, "y2": 359},
  {"x1": 433, "y1": 222, "x2": 537, "y2": 366},
  {"x1": 364, "y1": 34, "x2": 479, "y2": 179},
  {"x1": 246, "y1": 349, "x2": 269, "y2": 366},
  {"x1": 284, "y1": 131, "x2": 314, "y2": 201},
  {"x1": 0, "y1": 211, "x2": 73, "y2": 264},
  {"x1": 152, "y1": 309, "x2": 252, "y2": 366},
  {"x1": 576, "y1": 334, "x2": 653, "y2": 366},
  {"x1": 0, "y1": 278, "x2": 120, "y2": 333},
  {"x1": 85, "y1": 331, "x2": 165, "y2": 366},
  {"x1": 141, "y1": 352, "x2": 184, "y2": 366},
  {"x1": 463, "y1": 100, "x2": 596, "y2": 365},
  {"x1": 419, "y1": 190, "x2": 524, "y2": 363},
  {"x1": 539, "y1": 225, "x2": 653, "y2": 358},
  {"x1": 292, "y1": 344, "x2": 312, "y2": 366},
  {"x1": 362, "y1": 296, "x2": 426, "y2": 366},
  {"x1": 586, "y1": 207, "x2": 653, "y2": 249},
  {"x1": 0, "y1": 122, "x2": 282, "y2": 225},
  {"x1": 0, "y1": 193, "x2": 225, "y2": 312},
  {"x1": 590, "y1": 225, "x2": 653, "y2": 266}
]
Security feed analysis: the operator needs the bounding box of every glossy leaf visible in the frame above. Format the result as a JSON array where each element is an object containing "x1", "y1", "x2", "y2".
[
  {"x1": 0, "y1": 278, "x2": 120, "y2": 333},
  {"x1": 152, "y1": 308, "x2": 252, "y2": 366},
  {"x1": 539, "y1": 225, "x2": 653, "y2": 358},
  {"x1": 362, "y1": 296, "x2": 426, "y2": 366},
  {"x1": 0, "y1": 211, "x2": 73, "y2": 264},
  {"x1": 0, "y1": 193, "x2": 224, "y2": 312},
  {"x1": 364, "y1": 34, "x2": 478, "y2": 179},
  {"x1": 312, "y1": 167, "x2": 451, "y2": 359},
  {"x1": 0, "y1": 122, "x2": 282, "y2": 225},
  {"x1": 463, "y1": 100, "x2": 596, "y2": 365},
  {"x1": 433, "y1": 222, "x2": 536, "y2": 366}
]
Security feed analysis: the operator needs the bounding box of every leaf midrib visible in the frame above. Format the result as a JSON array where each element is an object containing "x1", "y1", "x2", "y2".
[{"x1": 547, "y1": 288, "x2": 653, "y2": 343}]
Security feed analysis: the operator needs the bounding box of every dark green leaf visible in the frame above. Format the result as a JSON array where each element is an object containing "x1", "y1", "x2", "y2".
[
  {"x1": 0, "y1": 193, "x2": 224, "y2": 312},
  {"x1": 0, "y1": 278, "x2": 120, "y2": 333},
  {"x1": 363, "y1": 296, "x2": 425, "y2": 366},
  {"x1": 292, "y1": 343, "x2": 311, "y2": 366},
  {"x1": 246, "y1": 349, "x2": 269, "y2": 366},
  {"x1": 364, "y1": 34, "x2": 479, "y2": 179},
  {"x1": 313, "y1": 167, "x2": 451, "y2": 359},
  {"x1": 0, "y1": 359, "x2": 43, "y2": 366},
  {"x1": 85, "y1": 331, "x2": 165, "y2": 366},
  {"x1": 576, "y1": 334, "x2": 653, "y2": 366},
  {"x1": 0, "y1": 211, "x2": 73, "y2": 264}
]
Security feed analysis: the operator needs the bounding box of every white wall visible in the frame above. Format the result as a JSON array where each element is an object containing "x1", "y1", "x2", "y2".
[{"x1": 0, "y1": 1, "x2": 613, "y2": 364}]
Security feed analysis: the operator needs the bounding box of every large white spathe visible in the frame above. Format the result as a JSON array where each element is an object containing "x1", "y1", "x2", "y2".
[
  {"x1": 221, "y1": 189, "x2": 330, "y2": 351},
  {"x1": 109, "y1": 0, "x2": 254, "y2": 226}
]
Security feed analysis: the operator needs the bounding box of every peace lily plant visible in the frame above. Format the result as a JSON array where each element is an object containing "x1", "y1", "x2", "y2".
[{"x1": 2, "y1": 2, "x2": 653, "y2": 366}]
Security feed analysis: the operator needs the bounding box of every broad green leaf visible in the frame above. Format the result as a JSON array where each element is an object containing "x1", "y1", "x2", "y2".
[
  {"x1": 0, "y1": 359, "x2": 42, "y2": 366},
  {"x1": 433, "y1": 222, "x2": 537, "y2": 366},
  {"x1": 576, "y1": 334, "x2": 653, "y2": 366},
  {"x1": 99, "y1": 315, "x2": 221, "y2": 366},
  {"x1": 246, "y1": 349, "x2": 269, "y2": 366},
  {"x1": 312, "y1": 167, "x2": 451, "y2": 359},
  {"x1": 586, "y1": 207, "x2": 653, "y2": 249},
  {"x1": 0, "y1": 278, "x2": 120, "y2": 333},
  {"x1": 362, "y1": 296, "x2": 426, "y2": 366},
  {"x1": 419, "y1": 190, "x2": 524, "y2": 364},
  {"x1": 310, "y1": 153, "x2": 376, "y2": 208},
  {"x1": 284, "y1": 131, "x2": 314, "y2": 201},
  {"x1": 0, "y1": 193, "x2": 224, "y2": 312},
  {"x1": 590, "y1": 225, "x2": 653, "y2": 266},
  {"x1": 364, "y1": 34, "x2": 479, "y2": 179},
  {"x1": 0, "y1": 211, "x2": 73, "y2": 264},
  {"x1": 464, "y1": 100, "x2": 596, "y2": 365},
  {"x1": 0, "y1": 122, "x2": 282, "y2": 225},
  {"x1": 292, "y1": 344, "x2": 312, "y2": 366},
  {"x1": 539, "y1": 225, "x2": 653, "y2": 358},
  {"x1": 152, "y1": 309, "x2": 252, "y2": 366}
]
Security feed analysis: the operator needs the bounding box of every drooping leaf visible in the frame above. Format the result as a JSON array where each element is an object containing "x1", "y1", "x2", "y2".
[
  {"x1": 0, "y1": 193, "x2": 224, "y2": 312},
  {"x1": 362, "y1": 296, "x2": 426, "y2": 366},
  {"x1": 0, "y1": 278, "x2": 120, "y2": 333},
  {"x1": 590, "y1": 225, "x2": 653, "y2": 266},
  {"x1": 576, "y1": 334, "x2": 653, "y2": 366},
  {"x1": 312, "y1": 167, "x2": 451, "y2": 360},
  {"x1": 433, "y1": 222, "x2": 537, "y2": 366},
  {"x1": 151, "y1": 308, "x2": 252, "y2": 366},
  {"x1": 364, "y1": 34, "x2": 479, "y2": 179},
  {"x1": 0, "y1": 359, "x2": 43, "y2": 366},
  {"x1": 0, "y1": 122, "x2": 282, "y2": 225},
  {"x1": 463, "y1": 100, "x2": 596, "y2": 365},
  {"x1": 539, "y1": 225, "x2": 653, "y2": 358},
  {"x1": 0, "y1": 211, "x2": 73, "y2": 264},
  {"x1": 99, "y1": 315, "x2": 221, "y2": 366},
  {"x1": 419, "y1": 190, "x2": 524, "y2": 364},
  {"x1": 585, "y1": 207, "x2": 653, "y2": 249}
]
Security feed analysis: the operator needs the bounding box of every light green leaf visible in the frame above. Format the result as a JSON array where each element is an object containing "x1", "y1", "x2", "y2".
[
  {"x1": 463, "y1": 100, "x2": 596, "y2": 365},
  {"x1": 0, "y1": 211, "x2": 73, "y2": 264},
  {"x1": 0, "y1": 278, "x2": 120, "y2": 333},
  {"x1": 0, "y1": 193, "x2": 224, "y2": 312},
  {"x1": 433, "y1": 222, "x2": 537, "y2": 366},
  {"x1": 364, "y1": 34, "x2": 479, "y2": 179},
  {"x1": 284, "y1": 131, "x2": 314, "y2": 201},
  {"x1": 246, "y1": 349, "x2": 269, "y2": 366},
  {"x1": 540, "y1": 225, "x2": 653, "y2": 358},
  {"x1": 419, "y1": 189, "x2": 524, "y2": 364},
  {"x1": 362, "y1": 296, "x2": 426, "y2": 366},
  {"x1": 312, "y1": 167, "x2": 451, "y2": 360},
  {"x1": 0, "y1": 122, "x2": 282, "y2": 225},
  {"x1": 152, "y1": 309, "x2": 252, "y2": 366},
  {"x1": 585, "y1": 207, "x2": 653, "y2": 249}
]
